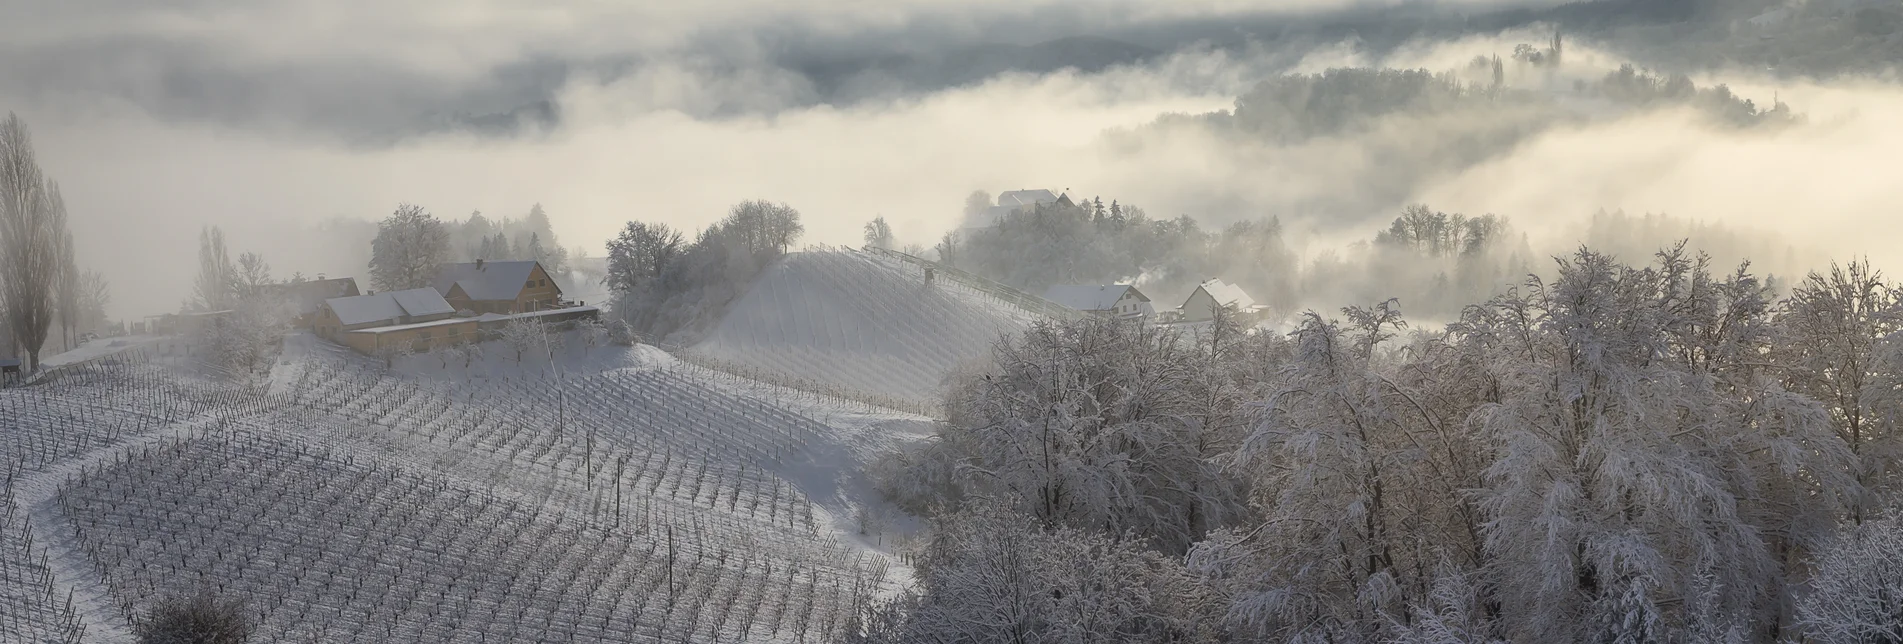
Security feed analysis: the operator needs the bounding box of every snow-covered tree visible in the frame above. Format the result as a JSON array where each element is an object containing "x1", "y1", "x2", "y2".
[
  {"x1": 868, "y1": 502, "x2": 1220, "y2": 644},
  {"x1": 1775, "y1": 261, "x2": 1903, "y2": 519},
  {"x1": 499, "y1": 318, "x2": 546, "y2": 363},
  {"x1": 1797, "y1": 513, "x2": 1903, "y2": 642},
  {"x1": 944, "y1": 317, "x2": 1248, "y2": 554},
  {"x1": 193, "y1": 226, "x2": 235, "y2": 311},
  {"x1": 1192, "y1": 301, "x2": 1484, "y2": 641},
  {"x1": 369, "y1": 204, "x2": 449, "y2": 292},
  {"x1": 1461, "y1": 247, "x2": 1848, "y2": 641},
  {"x1": 604, "y1": 221, "x2": 683, "y2": 293},
  {"x1": 863, "y1": 216, "x2": 894, "y2": 250},
  {"x1": 0, "y1": 113, "x2": 69, "y2": 370}
]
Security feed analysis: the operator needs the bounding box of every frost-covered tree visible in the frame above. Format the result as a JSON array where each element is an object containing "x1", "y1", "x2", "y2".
[
  {"x1": 1192, "y1": 300, "x2": 1494, "y2": 641},
  {"x1": 232, "y1": 252, "x2": 274, "y2": 300},
  {"x1": 52, "y1": 213, "x2": 79, "y2": 348},
  {"x1": 0, "y1": 113, "x2": 67, "y2": 370},
  {"x1": 863, "y1": 216, "x2": 894, "y2": 250},
  {"x1": 369, "y1": 204, "x2": 449, "y2": 292},
  {"x1": 604, "y1": 221, "x2": 683, "y2": 293},
  {"x1": 865, "y1": 502, "x2": 1220, "y2": 644},
  {"x1": 944, "y1": 317, "x2": 1248, "y2": 554},
  {"x1": 1460, "y1": 247, "x2": 1849, "y2": 641},
  {"x1": 192, "y1": 226, "x2": 235, "y2": 311},
  {"x1": 78, "y1": 270, "x2": 109, "y2": 333},
  {"x1": 1776, "y1": 261, "x2": 1903, "y2": 519},
  {"x1": 499, "y1": 318, "x2": 546, "y2": 363},
  {"x1": 608, "y1": 202, "x2": 803, "y2": 341},
  {"x1": 1797, "y1": 513, "x2": 1903, "y2": 642}
]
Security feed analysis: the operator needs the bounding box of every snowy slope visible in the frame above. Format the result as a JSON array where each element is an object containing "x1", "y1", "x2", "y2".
[
  {"x1": 692, "y1": 249, "x2": 1037, "y2": 408},
  {"x1": 0, "y1": 336, "x2": 926, "y2": 643}
]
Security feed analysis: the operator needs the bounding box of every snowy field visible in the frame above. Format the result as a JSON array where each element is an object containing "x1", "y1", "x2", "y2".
[
  {"x1": 691, "y1": 249, "x2": 1038, "y2": 410},
  {"x1": 0, "y1": 332, "x2": 927, "y2": 643}
]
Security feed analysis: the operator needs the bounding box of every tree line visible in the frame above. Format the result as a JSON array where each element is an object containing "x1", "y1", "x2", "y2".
[
  {"x1": 859, "y1": 246, "x2": 1903, "y2": 642},
  {"x1": 0, "y1": 113, "x2": 109, "y2": 372},
  {"x1": 602, "y1": 200, "x2": 804, "y2": 343}
]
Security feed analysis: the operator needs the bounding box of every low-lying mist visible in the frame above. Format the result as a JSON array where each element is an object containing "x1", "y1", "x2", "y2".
[{"x1": 7, "y1": 13, "x2": 1900, "y2": 321}]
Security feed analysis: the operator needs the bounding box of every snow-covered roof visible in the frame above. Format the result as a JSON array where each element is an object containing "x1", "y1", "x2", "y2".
[
  {"x1": 347, "y1": 316, "x2": 477, "y2": 335},
  {"x1": 325, "y1": 288, "x2": 455, "y2": 326},
  {"x1": 997, "y1": 189, "x2": 1059, "y2": 207},
  {"x1": 1193, "y1": 279, "x2": 1256, "y2": 310},
  {"x1": 275, "y1": 277, "x2": 359, "y2": 315},
  {"x1": 1043, "y1": 284, "x2": 1143, "y2": 311},
  {"x1": 432, "y1": 260, "x2": 548, "y2": 302},
  {"x1": 472, "y1": 306, "x2": 600, "y2": 326}
]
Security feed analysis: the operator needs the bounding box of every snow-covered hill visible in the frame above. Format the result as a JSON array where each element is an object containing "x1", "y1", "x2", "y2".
[
  {"x1": 1, "y1": 334, "x2": 926, "y2": 643},
  {"x1": 691, "y1": 249, "x2": 1039, "y2": 409}
]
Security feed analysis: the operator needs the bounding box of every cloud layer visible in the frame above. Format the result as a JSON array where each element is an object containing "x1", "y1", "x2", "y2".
[{"x1": 7, "y1": 0, "x2": 1897, "y2": 319}]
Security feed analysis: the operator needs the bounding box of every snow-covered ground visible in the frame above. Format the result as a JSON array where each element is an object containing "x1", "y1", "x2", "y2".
[
  {"x1": 691, "y1": 249, "x2": 1039, "y2": 409},
  {"x1": 1, "y1": 330, "x2": 931, "y2": 643}
]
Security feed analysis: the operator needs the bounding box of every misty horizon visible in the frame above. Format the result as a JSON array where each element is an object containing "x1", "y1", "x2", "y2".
[{"x1": 8, "y1": 0, "x2": 1897, "y2": 319}]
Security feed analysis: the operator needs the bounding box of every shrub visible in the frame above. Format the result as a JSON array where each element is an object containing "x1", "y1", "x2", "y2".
[{"x1": 135, "y1": 592, "x2": 252, "y2": 644}]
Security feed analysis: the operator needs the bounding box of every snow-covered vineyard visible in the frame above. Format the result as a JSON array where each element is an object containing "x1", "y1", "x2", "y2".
[
  {"x1": 1, "y1": 328, "x2": 929, "y2": 643},
  {"x1": 691, "y1": 249, "x2": 1037, "y2": 411}
]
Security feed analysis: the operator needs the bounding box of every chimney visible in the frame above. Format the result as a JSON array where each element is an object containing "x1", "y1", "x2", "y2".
[{"x1": 476, "y1": 258, "x2": 485, "y2": 270}]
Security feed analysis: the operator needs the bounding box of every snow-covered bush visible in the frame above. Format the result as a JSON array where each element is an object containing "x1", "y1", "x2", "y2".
[
  {"x1": 134, "y1": 592, "x2": 252, "y2": 644},
  {"x1": 1798, "y1": 514, "x2": 1903, "y2": 643},
  {"x1": 605, "y1": 318, "x2": 637, "y2": 346},
  {"x1": 861, "y1": 502, "x2": 1220, "y2": 644}
]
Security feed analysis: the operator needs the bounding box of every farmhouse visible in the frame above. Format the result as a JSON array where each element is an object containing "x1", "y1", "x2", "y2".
[
  {"x1": 1179, "y1": 279, "x2": 1266, "y2": 323},
  {"x1": 433, "y1": 260, "x2": 564, "y2": 315},
  {"x1": 341, "y1": 317, "x2": 480, "y2": 355},
  {"x1": 1042, "y1": 284, "x2": 1155, "y2": 320},
  {"x1": 314, "y1": 288, "x2": 462, "y2": 354},
  {"x1": 973, "y1": 189, "x2": 1074, "y2": 228}
]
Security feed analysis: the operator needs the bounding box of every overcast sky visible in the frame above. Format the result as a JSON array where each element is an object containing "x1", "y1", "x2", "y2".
[{"x1": 11, "y1": 0, "x2": 1901, "y2": 318}]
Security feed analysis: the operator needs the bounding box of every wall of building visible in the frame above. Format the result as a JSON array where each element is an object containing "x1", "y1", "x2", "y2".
[
  {"x1": 1181, "y1": 289, "x2": 1218, "y2": 322},
  {"x1": 516, "y1": 264, "x2": 563, "y2": 312},
  {"x1": 341, "y1": 320, "x2": 479, "y2": 355}
]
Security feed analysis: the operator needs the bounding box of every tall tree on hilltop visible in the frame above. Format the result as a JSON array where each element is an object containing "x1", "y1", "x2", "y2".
[
  {"x1": 369, "y1": 204, "x2": 449, "y2": 292},
  {"x1": 604, "y1": 221, "x2": 683, "y2": 293},
  {"x1": 0, "y1": 113, "x2": 69, "y2": 370},
  {"x1": 193, "y1": 226, "x2": 235, "y2": 311},
  {"x1": 863, "y1": 216, "x2": 894, "y2": 250}
]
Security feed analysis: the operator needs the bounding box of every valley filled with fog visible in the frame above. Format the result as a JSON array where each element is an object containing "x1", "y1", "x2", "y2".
[{"x1": 7, "y1": 0, "x2": 1903, "y2": 642}]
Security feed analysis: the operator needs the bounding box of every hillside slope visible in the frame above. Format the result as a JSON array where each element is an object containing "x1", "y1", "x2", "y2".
[
  {"x1": 1, "y1": 335, "x2": 925, "y2": 643},
  {"x1": 691, "y1": 249, "x2": 1039, "y2": 408}
]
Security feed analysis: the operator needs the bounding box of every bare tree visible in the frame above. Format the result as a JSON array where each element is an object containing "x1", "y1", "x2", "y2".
[
  {"x1": 725, "y1": 200, "x2": 803, "y2": 255},
  {"x1": 863, "y1": 216, "x2": 894, "y2": 250},
  {"x1": 934, "y1": 231, "x2": 959, "y2": 267},
  {"x1": 55, "y1": 210, "x2": 78, "y2": 347},
  {"x1": 604, "y1": 221, "x2": 683, "y2": 293},
  {"x1": 370, "y1": 203, "x2": 449, "y2": 292},
  {"x1": 193, "y1": 226, "x2": 235, "y2": 311},
  {"x1": 79, "y1": 270, "x2": 109, "y2": 332},
  {"x1": 232, "y1": 252, "x2": 274, "y2": 300},
  {"x1": 0, "y1": 113, "x2": 67, "y2": 370}
]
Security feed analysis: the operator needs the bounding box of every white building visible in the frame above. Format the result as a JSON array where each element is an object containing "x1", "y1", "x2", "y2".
[
  {"x1": 1178, "y1": 279, "x2": 1266, "y2": 323},
  {"x1": 1043, "y1": 284, "x2": 1155, "y2": 319},
  {"x1": 968, "y1": 189, "x2": 1072, "y2": 229}
]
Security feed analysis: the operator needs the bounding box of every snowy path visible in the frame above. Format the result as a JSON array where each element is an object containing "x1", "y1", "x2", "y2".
[{"x1": 12, "y1": 414, "x2": 225, "y2": 642}]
